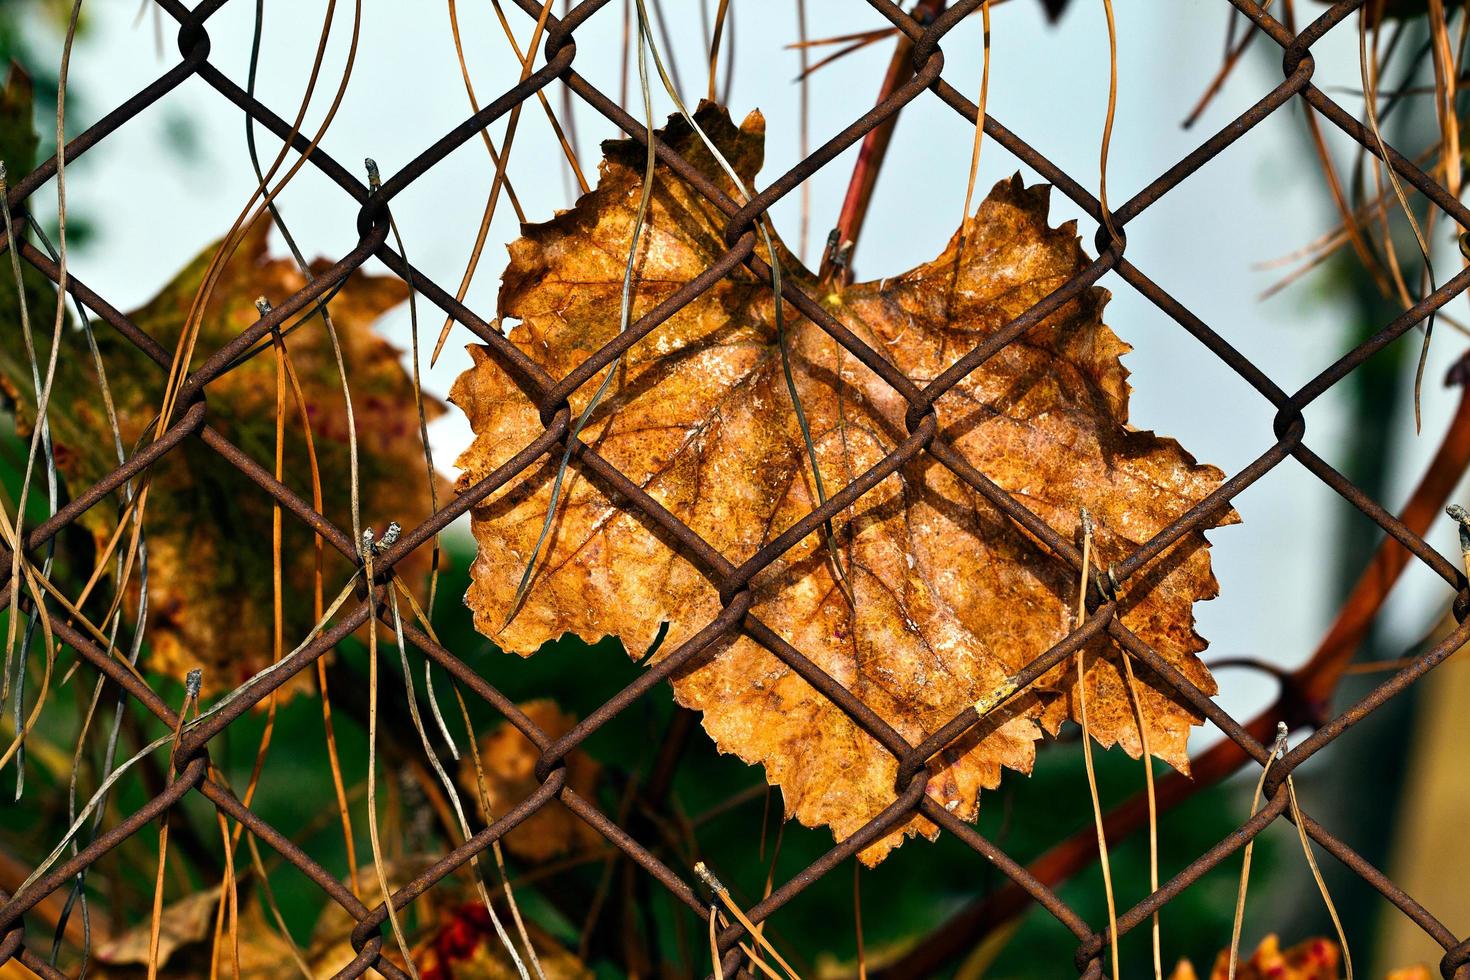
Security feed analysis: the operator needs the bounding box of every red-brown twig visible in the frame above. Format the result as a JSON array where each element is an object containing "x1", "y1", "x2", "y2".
[{"x1": 819, "y1": 0, "x2": 946, "y2": 283}]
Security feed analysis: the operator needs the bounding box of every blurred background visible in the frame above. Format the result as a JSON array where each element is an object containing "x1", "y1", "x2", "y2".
[{"x1": 0, "y1": 0, "x2": 1467, "y2": 976}]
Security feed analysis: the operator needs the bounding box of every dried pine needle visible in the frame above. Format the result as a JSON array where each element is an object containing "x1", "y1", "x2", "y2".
[
  {"x1": 696, "y1": 862, "x2": 801, "y2": 979},
  {"x1": 241, "y1": 12, "x2": 359, "y2": 888},
  {"x1": 1359, "y1": 4, "x2": 1438, "y2": 433},
  {"x1": 1074, "y1": 511, "x2": 1120, "y2": 980},
  {"x1": 709, "y1": 905, "x2": 725, "y2": 980},
  {"x1": 446, "y1": 0, "x2": 529, "y2": 224},
  {"x1": 363, "y1": 546, "x2": 421, "y2": 980},
  {"x1": 959, "y1": 0, "x2": 992, "y2": 227},
  {"x1": 707, "y1": 0, "x2": 731, "y2": 102},
  {"x1": 146, "y1": 673, "x2": 200, "y2": 980},
  {"x1": 431, "y1": 0, "x2": 558, "y2": 368},
  {"x1": 384, "y1": 586, "x2": 531, "y2": 979},
  {"x1": 505, "y1": 1, "x2": 658, "y2": 629},
  {"x1": 1283, "y1": 754, "x2": 1353, "y2": 980},
  {"x1": 1227, "y1": 724, "x2": 1286, "y2": 980},
  {"x1": 1097, "y1": 0, "x2": 1121, "y2": 248},
  {"x1": 1121, "y1": 653, "x2": 1162, "y2": 980}
]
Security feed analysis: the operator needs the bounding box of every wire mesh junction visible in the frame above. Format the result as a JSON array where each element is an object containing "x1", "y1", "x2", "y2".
[{"x1": 1, "y1": 0, "x2": 1469, "y2": 977}]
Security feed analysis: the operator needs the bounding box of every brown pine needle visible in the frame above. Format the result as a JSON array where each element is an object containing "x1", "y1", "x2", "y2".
[
  {"x1": 793, "y1": 35, "x2": 891, "y2": 82},
  {"x1": 1098, "y1": 0, "x2": 1121, "y2": 248},
  {"x1": 709, "y1": 905, "x2": 725, "y2": 980},
  {"x1": 446, "y1": 0, "x2": 528, "y2": 224},
  {"x1": 243, "y1": 306, "x2": 357, "y2": 893},
  {"x1": 1121, "y1": 654, "x2": 1162, "y2": 980},
  {"x1": 431, "y1": 0, "x2": 558, "y2": 369},
  {"x1": 213, "y1": 310, "x2": 290, "y2": 891},
  {"x1": 1426, "y1": 0, "x2": 1461, "y2": 201},
  {"x1": 276, "y1": 339, "x2": 358, "y2": 895},
  {"x1": 786, "y1": 27, "x2": 896, "y2": 50},
  {"x1": 1074, "y1": 510, "x2": 1120, "y2": 980},
  {"x1": 364, "y1": 550, "x2": 421, "y2": 979},
  {"x1": 696, "y1": 862, "x2": 802, "y2": 980},
  {"x1": 209, "y1": 847, "x2": 229, "y2": 980},
  {"x1": 146, "y1": 674, "x2": 200, "y2": 980},
  {"x1": 210, "y1": 809, "x2": 242, "y2": 980},
  {"x1": 794, "y1": 0, "x2": 810, "y2": 260},
  {"x1": 118, "y1": 0, "x2": 364, "y2": 654},
  {"x1": 484, "y1": 0, "x2": 589, "y2": 194},
  {"x1": 1227, "y1": 725, "x2": 1285, "y2": 980},
  {"x1": 1284, "y1": 768, "x2": 1354, "y2": 979},
  {"x1": 707, "y1": 0, "x2": 731, "y2": 102},
  {"x1": 212, "y1": 357, "x2": 286, "y2": 963},
  {"x1": 740, "y1": 944, "x2": 788, "y2": 980},
  {"x1": 1181, "y1": 3, "x2": 1270, "y2": 130},
  {"x1": 1079, "y1": 669, "x2": 1121, "y2": 980},
  {"x1": 152, "y1": 0, "x2": 355, "y2": 446},
  {"x1": 1275, "y1": 0, "x2": 1390, "y2": 302},
  {"x1": 854, "y1": 861, "x2": 867, "y2": 980},
  {"x1": 959, "y1": 0, "x2": 992, "y2": 228},
  {"x1": 1359, "y1": 4, "x2": 1438, "y2": 433}
]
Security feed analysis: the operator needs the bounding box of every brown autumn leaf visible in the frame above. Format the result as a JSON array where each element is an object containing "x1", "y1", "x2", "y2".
[
  {"x1": 90, "y1": 885, "x2": 298, "y2": 979},
  {"x1": 1169, "y1": 935, "x2": 1338, "y2": 980},
  {"x1": 89, "y1": 860, "x2": 488, "y2": 980},
  {"x1": 1168, "y1": 935, "x2": 1431, "y2": 980},
  {"x1": 308, "y1": 857, "x2": 439, "y2": 976},
  {"x1": 451, "y1": 103, "x2": 1228, "y2": 863},
  {"x1": 1, "y1": 216, "x2": 443, "y2": 697},
  {"x1": 92, "y1": 887, "x2": 225, "y2": 972},
  {"x1": 459, "y1": 699, "x2": 602, "y2": 863}
]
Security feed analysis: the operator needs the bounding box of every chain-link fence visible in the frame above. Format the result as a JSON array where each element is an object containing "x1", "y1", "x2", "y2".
[{"x1": 2, "y1": 0, "x2": 1469, "y2": 977}]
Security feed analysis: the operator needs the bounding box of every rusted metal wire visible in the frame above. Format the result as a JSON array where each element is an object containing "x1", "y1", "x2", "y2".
[{"x1": 0, "y1": 0, "x2": 1468, "y2": 977}]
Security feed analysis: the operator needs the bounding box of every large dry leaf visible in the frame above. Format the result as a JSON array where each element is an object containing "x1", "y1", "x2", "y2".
[
  {"x1": 93, "y1": 887, "x2": 225, "y2": 970},
  {"x1": 1, "y1": 217, "x2": 442, "y2": 696},
  {"x1": 451, "y1": 104, "x2": 1228, "y2": 863},
  {"x1": 90, "y1": 885, "x2": 298, "y2": 979},
  {"x1": 459, "y1": 699, "x2": 602, "y2": 863}
]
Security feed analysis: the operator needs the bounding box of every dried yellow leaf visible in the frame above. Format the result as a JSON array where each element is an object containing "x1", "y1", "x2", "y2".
[{"x1": 452, "y1": 104, "x2": 1228, "y2": 863}]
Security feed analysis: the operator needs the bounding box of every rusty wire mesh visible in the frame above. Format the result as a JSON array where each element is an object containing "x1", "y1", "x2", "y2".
[{"x1": 1, "y1": 0, "x2": 1468, "y2": 977}]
